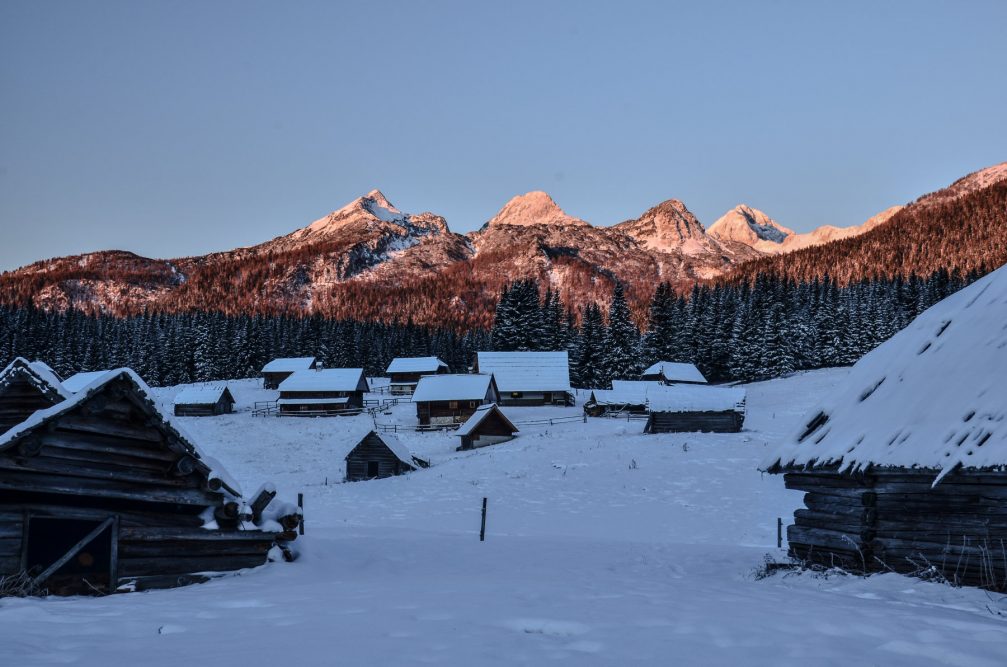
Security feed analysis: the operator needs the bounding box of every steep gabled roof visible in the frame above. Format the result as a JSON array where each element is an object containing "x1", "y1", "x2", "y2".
[
  {"x1": 456, "y1": 403, "x2": 519, "y2": 437},
  {"x1": 762, "y1": 263, "x2": 1007, "y2": 482},
  {"x1": 278, "y1": 368, "x2": 369, "y2": 393},
  {"x1": 641, "y1": 361, "x2": 707, "y2": 384},
  {"x1": 261, "y1": 357, "x2": 316, "y2": 373},
  {"x1": 0, "y1": 357, "x2": 71, "y2": 402},
  {"x1": 173, "y1": 384, "x2": 235, "y2": 406},
  {"x1": 475, "y1": 351, "x2": 571, "y2": 393},
  {"x1": 412, "y1": 374, "x2": 496, "y2": 402},
  {"x1": 347, "y1": 430, "x2": 429, "y2": 469},
  {"x1": 386, "y1": 356, "x2": 449, "y2": 374},
  {"x1": 61, "y1": 370, "x2": 111, "y2": 393}
]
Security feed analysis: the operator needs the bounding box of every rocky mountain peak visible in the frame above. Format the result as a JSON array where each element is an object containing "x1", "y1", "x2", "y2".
[
  {"x1": 708, "y1": 204, "x2": 795, "y2": 251},
  {"x1": 486, "y1": 191, "x2": 589, "y2": 227},
  {"x1": 613, "y1": 199, "x2": 718, "y2": 254},
  {"x1": 289, "y1": 190, "x2": 448, "y2": 242}
]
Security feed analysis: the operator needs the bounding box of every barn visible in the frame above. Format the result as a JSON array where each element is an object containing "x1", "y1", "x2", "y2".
[
  {"x1": 345, "y1": 430, "x2": 429, "y2": 481},
  {"x1": 261, "y1": 357, "x2": 316, "y2": 390},
  {"x1": 473, "y1": 351, "x2": 573, "y2": 406},
  {"x1": 0, "y1": 358, "x2": 70, "y2": 435},
  {"x1": 61, "y1": 370, "x2": 111, "y2": 394},
  {"x1": 385, "y1": 356, "x2": 449, "y2": 396},
  {"x1": 456, "y1": 404, "x2": 519, "y2": 451},
  {"x1": 277, "y1": 368, "x2": 369, "y2": 416},
  {"x1": 173, "y1": 385, "x2": 235, "y2": 417},
  {"x1": 583, "y1": 380, "x2": 662, "y2": 417},
  {"x1": 640, "y1": 361, "x2": 708, "y2": 385},
  {"x1": 412, "y1": 374, "x2": 499, "y2": 426},
  {"x1": 643, "y1": 385, "x2": 746, "y2": 433},
  {"x1": 762, "y1": 264, "x2": 1007, "y2": 590},
  {"x1": 0, "y1": 369, "x2": 300, "y2": 595}
]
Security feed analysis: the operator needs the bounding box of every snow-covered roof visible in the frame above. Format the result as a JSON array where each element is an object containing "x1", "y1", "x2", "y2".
[
  {"x1": 278, "y1": 368, "x2": 368, "y2": 393},
  {"x1": 590, "y1": 386, "x2": 651, "y2": 406},
  {"x1": 61, "y1": 370, "x2": 111, "y2": 393},
  {"x1": 354, "y1": 431, "x2": 425, "y2": 469},
  {"x1": 642, "y1": 361, "x2": 707, "y2": 384},
  {"x1": 646, "y1": 385, "x2": 746, "y2": 413},
  {"x1": 386, "y1": 356, "x2": 449, "y2": 374},
  {"x1": 0, "y1": 357, "x2": 71, "y2": 401},
  {"x1": 475, "y1": 351, "x2": 571, "y2": 393},
  {"x1": 412, "y1": 374, "x2": 494, "y2": 403},
  {"x1": 456, "y1": 403, "x2": 519, "y2": 437},
  {"x1": 173, "y1": 385, "x2": 233, "y2": 406},
  {"x1": 261, "y1": 357, "x2": 316, "y2": 373},
  {"x1": 0, "y1": 368, "x2": 243, "y2": 498},
  {"x1": 762, "y1": 263, "x2": 1007, "y2": 482}
]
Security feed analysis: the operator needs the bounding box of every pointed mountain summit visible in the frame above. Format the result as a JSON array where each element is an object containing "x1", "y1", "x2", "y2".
[
  {"x1": 614, "y1": 199, "x2": 734, "y2": 257},
  {"x1": 289, "y1": 190, "x2": 449, "y2": 243},
  {"x1": 708, "y1": 205, "x2": 795, "y2": 253},
  {"x1": 486, "y1": 191, "x2": 589, "y2": 227}
]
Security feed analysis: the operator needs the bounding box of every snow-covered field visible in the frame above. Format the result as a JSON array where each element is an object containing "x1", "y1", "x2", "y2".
[{"x1": 3, "y1": 369, "x2": 1007, "y2": 666}]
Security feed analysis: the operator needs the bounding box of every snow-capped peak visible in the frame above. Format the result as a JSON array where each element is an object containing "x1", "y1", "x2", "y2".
[
  {"x1": 486, "y1": 191, "x2": 589, "y2": 227},
  {"x1": 613, "y1": 199, "x2": 723, "y2": 255},
  {"x1": 288, "y1": 190, "x2": 447, "y2": 242},
  {"x1": 708, "y1": 205, "x2": 794, "y2": 250}
]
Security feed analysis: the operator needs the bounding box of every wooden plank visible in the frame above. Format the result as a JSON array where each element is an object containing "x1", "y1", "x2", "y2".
[
  {"x1": 0, "y1": 470, "x2": 220, "y2": 506},
  {"x1": 117, "y1": 554, "x2": 269, "y2": 577},
  {"x1": 118, "y1": 526, "x2": 278, "y2": 541},
  {"x1": 54, "y1": 416, "x2": 164, "y2": 443},
  {"x1": 32, "y1": 517, "x2": 115, "y2": 587},
  {"x1": 0, "y1": 457, "x2": 196, "y2": 489},
  {"x1": 0, "y1": 503, "x2": 204, "y2": 528},
  {"x1": 41, "y1": 431, "x2": 177, "y2": 459},
  {"x1": 119, "y1": 540, "x2": 272, "y2": 558}
]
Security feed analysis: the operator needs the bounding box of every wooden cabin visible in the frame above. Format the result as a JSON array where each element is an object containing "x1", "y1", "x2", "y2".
[
  {"x1": 762, "y1": 264, "x2": 1007, "y2": 590},
  {"x1": 583, "y1": 381, "x2": 661, "y2": 417},
  {"x1": 412, "y1": 374, "x2": 499, "y2": 426},
  {"x1": 173, "y1": 385, "x2": 235, "y2": 417},
  {"x1": 643, "y1": 385, "x2": 746, "y2": 433},
  {"x1": 640, "y1": 361, "x2": 708, "y2": 385},
  {"x1": 60, "y1": 370, "x2": 110, "y2": 394},
  {"x1": 277, "y1": 368, "x2": 369, "y2": 416},
  {"x1": 261, "y1": 357, "x2": 316, "y2": 390},
  {"x1": 345, "y1": 430, "x2": 429, "y2": 481},
  {"x1": 0, "y1": 368, "x2": 300, "y2": 595},
  {"x1": 456, "y1": 404, "x2": 519, "y2": 451},
  {"x1": 473, "y1": 351, "x2": 573, "y2": 406},
  {"x1": 385, "y1": 356, "x2": 449, "y2": 396},
  {"x1": 0, "y1": 358, "x2": 70, "y2": 435}
]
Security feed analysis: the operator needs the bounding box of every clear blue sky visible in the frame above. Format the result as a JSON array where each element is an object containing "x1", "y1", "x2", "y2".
[{"x1": 2, "y1": 1, "x2": 1005, "y2": 271}]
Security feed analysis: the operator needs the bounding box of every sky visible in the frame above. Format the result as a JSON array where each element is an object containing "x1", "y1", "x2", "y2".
[{"x1": 1, "y1": 0, "x2": 1006, "y2": 271}]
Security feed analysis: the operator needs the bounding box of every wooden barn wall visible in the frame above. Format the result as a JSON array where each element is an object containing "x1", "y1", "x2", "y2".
[
  {"x1": 416, "y1": 400, "x2": 484, "y2": 425},
  {"x1": 345, "y1": 433, "x2": 410, "y2": 481},
  {"x1": 647, "y1": 410, "x2": 744, "y2": 433},
  {"x1": 785, "y1": 470, "x2": 1007, "y2": 591},
  {"x1": 0, "y1": 376, "x2": 59, "y2": 434}
]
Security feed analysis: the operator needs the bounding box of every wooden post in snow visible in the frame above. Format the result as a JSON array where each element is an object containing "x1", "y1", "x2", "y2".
[
  {"x1": 298, "y1": 493, "x2": 304, "y2": 535},
  {"x1": 480, "y1": 497, "x2": 487, "y2": 542},
  {"x1": 777, "y1": 517, "x2": 783, "y2": 549}
]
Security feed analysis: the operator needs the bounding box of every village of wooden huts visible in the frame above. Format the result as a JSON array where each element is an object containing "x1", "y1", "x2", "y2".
[
  {"x1": 261, "y1": 356, "x2": 316, "y2": 389},
  {"x1": 345, "y1": 430, "x2": 429, "y2": 481},
  {"x1": 473, "y1": 351, "x2": 573, "y2": 406},
  {"x1": 173, "y1": 385, "x2": 235, "y2": 417},
  {"x1": 412, "y1": 374, "x2": 499, "y2": 426},
  {"x1": 0, "y1": 367, "x2": 300, "y2": 595},
  {"x1": 644, "y1": 385, "x2": 746, "y2": 433},
  {"x1": 640, "y1": 361, "x2": 708, "y2": 385},
  {"x1": 456, "y1": 403, "x2": 519, "y2": 451},
  {"x1": 761, "y1": 263, "x2": 1007, "y2": 590},
  {"x1": 0, "y1": 358, "x2": 71, "y2": 435},
  {"x1": 276, "y1": 367, "x2": 369, "y2": 416},
  {"x1": 385, "y1": 356, "x2": 449, "y2": 396}
]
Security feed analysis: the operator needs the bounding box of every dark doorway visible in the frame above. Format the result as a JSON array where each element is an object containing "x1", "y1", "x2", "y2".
[
  {"x1": 367, "y1": 461, "x2": 380, "y2": 478},
  {"x1": 25, "y1": 517, "x2": 114, "y2": 594}
]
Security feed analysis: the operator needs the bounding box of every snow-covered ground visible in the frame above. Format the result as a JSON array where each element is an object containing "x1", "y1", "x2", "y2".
[{"x1": 3, "y1": 369, "x2": 1007, "y2": 666}]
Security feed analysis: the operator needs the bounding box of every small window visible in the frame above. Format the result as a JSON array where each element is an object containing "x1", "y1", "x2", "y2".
[
  {"x1": 469, "y1": 401, "x2": 477, "y2": 408},
  {"x1": 449, "y1": 401, "x2": 459, "y2": 409}
]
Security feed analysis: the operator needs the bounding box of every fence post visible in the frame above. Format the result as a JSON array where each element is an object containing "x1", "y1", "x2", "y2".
[
  {"x1": 480, "y1": 497, "x2": 487, "y2": 542},
  {"x1": 298, "y1": 493, "x2": 305, "y2": 535},
  {"x1": 776, "y1": 517, "x2": 782, "y2": 549}
]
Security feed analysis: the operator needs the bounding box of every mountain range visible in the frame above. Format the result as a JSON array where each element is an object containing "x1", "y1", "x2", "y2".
[{"x1": 1, "y1": 162, "x2": 1005, "y2": 329}]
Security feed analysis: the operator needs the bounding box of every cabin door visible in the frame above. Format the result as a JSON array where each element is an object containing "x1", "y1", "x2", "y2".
[
  {"x1": 367, "y1": 461, "x2": 380, "y2": 478},
  {"x1": 23, "y1": 515, "x2": 119, "y2": 595}
]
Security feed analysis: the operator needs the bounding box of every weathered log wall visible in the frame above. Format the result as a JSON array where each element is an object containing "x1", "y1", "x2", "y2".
[
  {"x1": 645, "y1": 410, "x2": 744, "y2": 433},
  {"x1": 345, "y1": 432, "x2": 412, "y2": 481}
]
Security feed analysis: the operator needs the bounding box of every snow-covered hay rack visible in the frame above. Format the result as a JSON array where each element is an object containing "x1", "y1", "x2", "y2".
[
  {"x1": 0, "y1": 369, "x2": 301, "y2": 595},
  {"x1": 762, "y1": 264, "x2": 1007, "y2": 590},
  {"x1": 173, "y1": 385, "x2": 235, "y2": 417}
]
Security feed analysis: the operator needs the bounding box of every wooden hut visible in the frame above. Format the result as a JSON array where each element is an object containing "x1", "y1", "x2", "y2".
[
  {"x1": 640, "y1": 361, "x2": 708, "y2": 385},
  {"x1": 277, "y1": 368, "x2": 369, "y2": 415},
  {"x1": 412, "y1": 374, "x2": 499, "y2": 426},
  {"x1": 345, "y1": 430, "x2": 429, "y2": 481},
  {"x1": 473, "y1": 351, "x2": 573, "y2": 406},
  {"x1": 583, "y1": 381, "x2": 661, "y2": 417},
  {"x1": 762, "y1": 264, "x2": 1007, "y2": 590},
  {"x1": 456, "y1": 404, "x2": 519, "y2": 451},
  {"x1": 0, "y1": 358, "x2": 70, "y2": 435},
  {"x1": 0, "y1": 369, "x2": 300, "y2": 595},
  {"x1": 60, "y1": 370, "x2": 110, "y2": 394},
  {"x1": 385, "y1": 356, "x2": 449, "y2": 396},
  {"x1": 261, "y1": 357, "x2": 316, "y2": 390},
  {"x1": 643, "y1": 385, "x2": 746, "y2": 433},
  {"x1": 173, "y1": 385, "x2": 235, "y2": 417}
]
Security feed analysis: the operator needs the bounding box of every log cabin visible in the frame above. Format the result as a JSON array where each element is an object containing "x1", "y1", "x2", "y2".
[
  {"x1": 173, "y1": 385, "x2": 235, "y2": 417},
  {"x1": 345, "y1": 431, "x2": 429, "y2": 481},
  {"x1": 277, "y1": 368, "x2": 369, "y2": 415},
  {"x1": 761, "y1": 264, "x2": 1007, "y2": 590},
  {"x1": 583, "y1": 380, "x2": 662, "y2": 417},
  {"x1": 0, "y1": 369, "x2": 300, "y2": 595},
  {"x1": 640, "y1": 361, "x2": 708, "y2": 385},
  {"x1": 261, "y1": 357, "x2": 316, "y2": 390},
  {"x1": 0, "y1": 358, "x2": 70, "y2": 435},
  {"x1": 643, "y1": 385, "x2": 746, "y2": 433},
  {"x1": 412, "y1": 374, "x2": 499, "y2": 426},
  {"x1": 473, "y1": 351, "x2": 573, "y2": 406},
  {"x1": 456, "y1": 404, "x2": 519, "y2": 451},
  {"x1": 385, "y1": 357, "x2": 449, "y2": 396}
]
